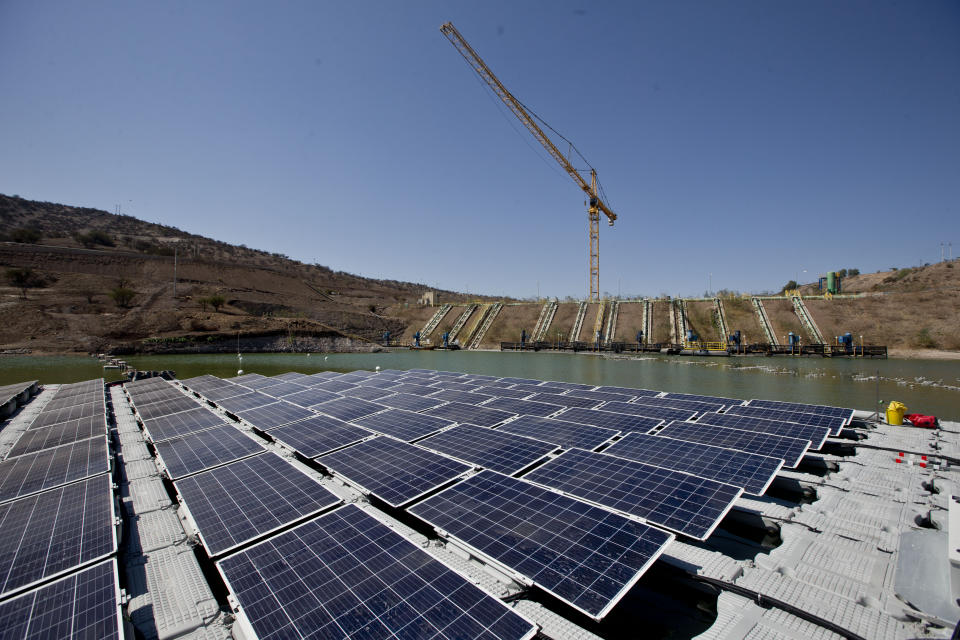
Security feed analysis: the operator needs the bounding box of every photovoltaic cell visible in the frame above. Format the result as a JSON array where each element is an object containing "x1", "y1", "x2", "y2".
[
  {"x1": 594, "y1": 386, "x2": 662, "y2": 398},
  {"x1": 216, "y1": 392, "x2": 283, "y2": 413},
  {"x1": 509, "y1": 383, "x2": 570, "y2": 395},
  {"x1": 42, "y1": 393, "x2": 103, "y2": 411},
  {"x1": 418, "y1": 424, "x2": 557, "y2": 475},
  {"x1": 230, "y1": 373, "x2": 268, "y2": 384},
  {"x1": 598, "y1": 401, "x2": 698, "y2": 423},
  {"x1": 628, "y1": 396, "x2": 726, "y2": 414},
  {"x1": 269, "y1": 415, "x2": 374, "y2": 457},
  {"x1": 0, "y1": 474, "x2": 115, "y2": 597},
  {"x1": 235, "y1": 377, "x2": 284, "y2": 391},
  {"x1": 135, "y1": 396, "x2": 200, "y2": 421},
  {"x1": 353, "y1": 376, "x2": 402, "y2": 390},
  {"x1": 307, "y1": 371, "x2": 341, "y2": 380},
  {"x1": 375, "y1": 392, "x2": 447, "y2": 413},
  {"x1": 474, "y1": 386, "x2": 534, "y2": 400},
  {"x1": 564, "y1": 389, "x2": 637, "y2": 404},
  {"x1": 725, "y1": 405, "x2": 846, "y2": 435},
  {"x1": 432, "y1": 381, "x2": 485, "y2": 392},
  {"x1": 410, "y1": 471, "x2": 674, "y2": 620},
  {"x1": 657, "y1": 420, "x2": 811, "y2": 469},
  {"x1": 271, "y1": 372, "x2": 313, "y2": 383},
  {"x1": 217, "y1": 505, "x2": 536, "y2": 640},
  {"x1": 317, "y1": 437, "x2": 470, "y2": 506},
  {"x1": 522, "y1": 448, "x2": 742, "y2": 540},
  {"x1": 387, "y1": 382, "x2": 441, "y2": 396},
  {"x1": 0, "y1": 560, "x2": 120, "y2": 640},
  {"x1": 423, "y1": 401, "x2": 516, "y2": 427},
  {"x1": 29, "y1": 402, "x2": 105, "y2": 430},
  {"x1": 0, "y1": 437, "x2": 110, "y2": 503},
  {"x1": 236, "y1": 401, "x2": 316, "y2": 430},
  {"x1": 141, "y1": 407, "x2": 227, "y2": 443},
  {"x1": 310, "y1": 380, "x2": 359, "y2": 393},
  {"x1": 539, "y1": 380, "x2": 596, "y2": 391},
  {"x1": 314, "y1": 396, "x2": 386, "y2": 422},
  {"x1": 602, "y1": 432, "x2": 783, "y2": 496},
  {"x1": 351, "y1": 408, "x2": 454, "y2": 442},
  {"x1": 126, "y1": 388, "x2": 183, "y2": 406},
  {"x1": 154, "y1": 425, "x2": 266, "y2": 479},
  {"x1": 7, "y1": 417, "x2": 105, "y2": 458},
  {"x1": 696, "y1": 413, "x2": 830, "y2": 450},
  {"x1": 481, "y1": 397, "x2": 562, "y2": 418},
  {"x1": 662, "y1": 392, "x2": 743, "y2": 406},
  {"x1": 175, "y1": 453, "x2": 339, "y2": 556},
  {"x1": 554, "y1": 407, "x2": 663, "y2": 434},
  {"x1": 193, "y1": 385, "x2": 247, "y2": 402},
  {"x1": 496, "y1": 415, "x2": 618, "y2": 451}
]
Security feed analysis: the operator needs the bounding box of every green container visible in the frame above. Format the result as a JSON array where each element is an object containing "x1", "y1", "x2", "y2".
[{"x1": 827, "y1": 271, "x2": 837, "y2": 294}]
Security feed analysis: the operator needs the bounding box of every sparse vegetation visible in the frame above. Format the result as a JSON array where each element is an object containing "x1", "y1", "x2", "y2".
[
  {"x1": 74, "y1": 230, "x2": 115, "y2": 248},
  {"x1": 5, "y1": 267, "x2": 45, "y2": 299},
  {"x1": 915, "y1": 328, "x2": 937, "y2": 349},
  {"x1": 8, "y1": 227, "x2": 42, "y2": 243},
  {"x1": 108, "y1": 287, "x2": 136, "y2": 308},
  {"x1": 782, "y1": 280, "x2": 798, "y2": 292}
]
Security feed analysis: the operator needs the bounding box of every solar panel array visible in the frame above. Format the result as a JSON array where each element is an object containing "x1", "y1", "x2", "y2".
[
  {"x1": 418, "y1": 424, "x2": 558, "y2": 475},
  {"x1": 496, "y1": 415, "x2": 618, "y2": 451},
  {"x1": 270, "y1": 414, "x2": 374, "y2": 457},
  {"x1": 154, "y1": 424, "x2": 265, "y2": 479},
  {"x1": 0, "y1": 436, "x2": 109, "y2": 503},
  {"x1": 658, "y1": 420, "x2": 811, "y2": 469},
  {"x1": 726, "y1": 404, "x2": 846, "y2": 435},
  {"x1": 696, "y1": 413, "x2": 830, "y2": 450}
]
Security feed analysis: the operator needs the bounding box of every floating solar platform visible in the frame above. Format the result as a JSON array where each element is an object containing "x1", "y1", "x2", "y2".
[
  {"x1": 270, "y1": 371, "x2": 313, "y2": 383},
  {"x1": 564, "y1": 389, "x2": 637, "y2": 404},
  {"x1": 352, "y1": 408, "x2": 454, "y2": 442},
  {"x1": 216, "y1": 391, "x2": 282, "y2": 413},
  {"x1": 746, "y1": 399, "x2": 855, "y2": 424},
  {"x1": 317, "y1": 436, "x2": 470, "y2": 507},
  {"x1": 526, "y1": 393, "x2": 603, "y2": 409},
  {"x1": 423, "y1": 401, "x2": 516, "y2": 428},
  {"x1": 175, "y1": 452, "x2": 340, "y2": 556},
  {"x1": 482, "y1": 397, "x2": 562, "y2": 418},
  {"x1": 0, "y1": 474, "x2": 115, "y2": 598},
  {"x1": 602, "y1": 432, "x2": 783, "y2": 496},
  {"x1": 418, "y1": 424, "x2": 558, "y2": 475},
  {"x1": 307, "y1": 370, "x2": 341, "y2": 380},
  {"x1": 134, "y1": 396, "x2": 200, "y2": 421},
  {"x1": 432, "y1": 380, "x2": 485, "y2": 392},
  {"x1": 696, "y1": 413, "x2": 830, "y2": 450},
  {"x1": 375, "y1": 392, "x2": 447, "y2": 413},
  {"x1": 428, "y1": 388, "x2": 495, "y2": 405},
  {"x1": 314, "y1": 396, "x2": 386, "y2": 422},
  {"x1": 598, "y1": 401, "x2": 698, "y2": 423},
  {"x1": 126, "y1": 388, "x2": 183, "y2": 406},
  {"x1": 496, "y1": 415, "x2": 619, "y2": 451},
  {"x1": 141, "y1": 407, "x2": 227, "y2": 443},
  {"x1": 6, "y1": 416, "x2": 105, "y2": 458},
  {"x1": 409, "y1": 471, "x2": 674, "y2": 620},
  {"x1": 499, "y1": 377, "x2": 547, "y2": 386},
  {"x1": 235, "y1": 401, "x2": 316, "y2": 430},
  {"x1": 0, "y1": 436, "x2": 110, "y2": 503},
  {"x1": 269, "y1": 415, "x2": 374, "y2": 457},
  {"x1": 42, "y1": 392, "x2": 104, "y2": 411},
  {"x1": 230, "y1": 373, "x2": 268, "y2": 384},
  {"x1": 0, "y1": 560, "x2": 121, "y2": 639},
  {"x1": 193, "y1": 384, "x2": 248, "y2": 402},
  {"x1": 352, "y1": 376, "x2": 402, "y2": 390},
  {"x1": 509, "y1": 383, "x2": 570, "y2": 395},
  {"x1": 154, "y1": 424, "x2": 266, "y2": 480},
  {"x1": 522, "y1": 449, "x2": 742, "y2": 540},
  {"x1": 29, "y1": 402, "x2": 105, "y2": 430},
  {"x1": 658, "y1": 420, "x2": 811, "y2": 469},
  {"x1": 217, "y1": 504, "x2": 536, "y2": 640},
  {"x1": 234, "y1": 376, "x2": 283, "y2": 391},
  {"x1": 555, "y1": 407, "x2": 664, "y2": 434},
  {"x1": 725, "y1": 405, "x2": 846, "y2": 435}
]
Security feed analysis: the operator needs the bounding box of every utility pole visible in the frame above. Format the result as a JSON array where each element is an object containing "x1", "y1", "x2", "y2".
[{"x1": 173, "y1": 245, "x2": 178, "y2": 298}]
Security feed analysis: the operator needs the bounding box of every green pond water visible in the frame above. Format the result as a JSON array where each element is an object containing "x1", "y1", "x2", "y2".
[{"x1": 2, "y1": 351, "x2": 958, "y2": 420}]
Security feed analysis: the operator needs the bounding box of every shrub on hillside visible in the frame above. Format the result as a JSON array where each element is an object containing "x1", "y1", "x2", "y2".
[
  {"x1": 109, "y1": 287, "x2": 136, "y2": 308},
  {"x1": 8, "y1": 227, "x2": 42, "y2": 243},
  {"x1": 5, "y1": 267, "x2": 46, "y2": 298},
  {"x1": 915, "y1": 328, "x2": 937, "y2": 349},
  {"x1": 75, "y1": 229, "x2": 115, "y2": 248}
]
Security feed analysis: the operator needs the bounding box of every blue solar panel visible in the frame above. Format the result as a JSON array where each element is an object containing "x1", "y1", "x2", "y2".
[
  {"x1": 522, "y1": 449, "x2": 742, "y2": 540},
  {"x1": 351, "y1": 408, "x2": 454, "y2": 442},
  {"x1": 388, "y1": 382, "x2": 443, "y2": 396},
  {"x1": 318, "y1": 437, "x2": 470, "y2": 506},
  {"x1": 418, "y1": 424, "x2": 557, "y2": 475},
  {"x1": 696, "y1": 413, "x2": 830, "y2": 450},
  {"x1": 42, "y1": 392, "x2": 104, "y2": 411},
  {"x1": 314, "y1": 396, "x2": 385, "y2": 422},
  {"x1": 0, "y1": 437, "x2": 110, "y2": 503},
  {"x1": 423, "y1": 401, "x2": 516, "y2": 427},
  {"x1": 235, "y1": 376, "x2": 282, "y2": 390},
  {"x1": 310, "y1": 380, "x2": 359, "y2": 393},
  {"x1": 409, "y1": 471, "x2": 674, "y2": 620},
  {"x1": 0, "y1": 474, "x2": 115, "y2": 597},
  {"x1": 154, "y1": 424, "x2": 265, "y2": 479},
  {"x1": 280, "y1": 387, "x2": 342, "y2": 409},
  {"x1": 217, "y1": 505, "x2": 536, "y2": 640},
  {"x1": 564, "y1": 389, "x2": 637, "y2": 404},
  {"x1": 481, "y1": 397, "x2": 562, "y2": 417},
  {"x1": 747, "y1": 399, "x2": 854, "y2": 424},
  {"x1": 307, "y1": 370, "x2": 341, "y2": 380},
  {"x1": 658, "y1": 420, "x2": 811, "y2": 469},
  {"x1": 662, "y1": 391, "x2": 742, "y2": 404},
  {"x1": 433, "y1": 380, "x2": 486, "y2": 392},
  {"x1": 269, "y1": 415, "x2": 374, "y2": 457},
  {"x1": 375, "y1": 392, "x2": 447, "y2": 413},
  {"x1": 256, "y1": 381, "x2": 310, "y2": 398},
  {"x1": 194, "y1": 384, "x2": 248, "y2": 402},
  {"x1": 496, "y1": 415, "x2": 618, "y2": 451},
  {"x1": 354, "y1": 376, "x2": 403, "y2": 389},
  {"x1": 593, "y1": 385, "x2": 660, "y2": 396},
  {"x1": 0, "y1": 560, "x2": 120, "y2": 640},
  {"x1": 599, "y1": 401, "x2": 698, "y2": 423},
  {"x1": 236, "y1": 401, "x2": 316, "y2": 430},
  {"x1": 725, "y1": 405, "x2": 846, "y2": 435},
  {"x1": 526, "y1": 393, "x2": 603, "y2": 409},
  {"x1": 540, "y1": 380, "x2": 596, "y2": 391},
  {"x1": 6, "y1": 417, "x2": 105, "y2": 458},
  {"x1": 231, "y1": 373, "x2": 269, "y2": 384},
  {"x1": 271, "y1": 372, "x2": 313, "y2": 383},
  {"x1": 629, "y1": 396, "x2": 727, "y2": 414},
  {"x1": 602, "y1": 432, "x2": 783, "y2": 496},
  {"x1": 554, "y1": 407, "x2": 664, "y2": 433},
  {"x1": 509, "y1": 383, "x2": 570, "y2": 395},
  {"x1": 141, "y1": 407, "x2": 226, "y2": 443},
  {"x1": 499, "y1": 377, "x2": 546, "y2": 385},
  {"x1": 127, "y1": 388, "x2": 184, "y2": 406},
  {"x1": 134, "y1": 397, "x2": 200, "y2": 421},
  {"x1": 30, "y1": 402, "x2": 105, "y2": 429},
  {"x1": 427, "y1": 389, "x2": 494, "y2": 405},
  {"x1": 474, "y1": 386, "x2": 534, "y2": 400},
  {"x1": 175, "y1": 453, "x2": 339, "y2": 556},
  {"x1": 338, "y1": 385, "x2": 395, "y2": 401}
]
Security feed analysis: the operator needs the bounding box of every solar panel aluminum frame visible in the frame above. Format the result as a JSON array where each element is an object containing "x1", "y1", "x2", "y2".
[
  {"x1": 153, "y1": 428, "x2": 267, "y2": 481},
  {"x1": 0, "y1": 435, "x2": 112, "y2": 504}
]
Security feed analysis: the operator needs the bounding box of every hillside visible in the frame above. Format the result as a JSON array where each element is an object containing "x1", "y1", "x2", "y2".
[{"x1": 0, "y1": 194, "x2": 486, "y2": 354}]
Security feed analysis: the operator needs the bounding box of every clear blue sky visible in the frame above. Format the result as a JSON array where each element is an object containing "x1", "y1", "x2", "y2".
[{"x1": 2, "y1": 1, "x2": 958, "y2": 299}]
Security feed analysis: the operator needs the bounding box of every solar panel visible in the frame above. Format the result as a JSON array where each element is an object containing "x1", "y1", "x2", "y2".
[
  {"x1": 271, "y1": 372, "x2": 313, "y2": 383},
  {"x1": 725, "y1": 405, "x2": 846, "y2": 435},
  {"x1": 423, "y1": 401, "x2": 517, "y2": 427},
  {"x1": 509, "y1": 383, "x2": 570, "y2": 395},
  {"x1": 126, "y1": 388, "x2": 183, "y2": 406},
  {"x1": 474, "y1": 386, "x2": 534, "y2": 400},
  {"x1": 375, "y1": 392, "x2": 447, "y2": 413},
  {"x1": 565, "y1": 389, "x2": 637, "y2": 403},
  {"x1": 135, "y1": 396, "x2": 199, "y2": 421},
  {"x1": 332, "y1": 371, "x2": 375, "y2": 383},
  {"x1": 499, "y1": 377, "x2": 543, "y2": 385},
  {"x1": 658, "y1": 420, "x2": 811, "y2": 469},
  {"x1": 216, "y1": 391, "x2": 280, "y2": 413},
  {"x1": 338, "y1": 385, "x2": 395, "y2": 401},
  {"x1": 662, "y1": 392, "x2": 743, "y2": 406},
  {"x1": 141, "y1": 407, "x2": 227, "y2": 443},
  {"x1": 427, "y1": 389, "x2": 494, "y2": 405},
  {"x1": 235, "y1": 376, "x2": 284, "y2": 390},
  {"x1": 432, "y1": 380, "x2": 485, "y2": 392},
  {"x1": 539, "y1": 380, "x2": 596, "y2": 391},
  {"x1": 602, "y1": 432, "x2": 783, "y2": 496},
  {"x1": 180, "y1": 374, "x2": 227, "y2": 388},
  {"x1": 458, "y1": 373, "x2": 500, "y2": 382},
  {"x1": 522, "y1": 449, "x2": 742, "y2": 540},
  {"x1": 0, "y1": 560, "x2": 120, "y2": 640},
  {"x1": 351, "y1": 408, "x2": 454, "y2": 442},
  {"x1": 554, "y1": 407, "x2": 664, "y2": 434},
  {"x1": 386, "y1": 382, "x2": 439, "y2": 396},
  {"x1": 317, "y1": 437, "x2": 470, "y2": 506},
  {"x1": 526, "y1": 393, "x2": 603, "y2": 409},
  {"x1": 314, "y1": 396, "x2": 385, "y2": 422},
  {"x1": 696, "y1": 413, "x2": 830, "y2": 450},
  {"x1": 594, "y1": 385, "x2": 661, "y2": 397},
  {"x1": 192, "y1": 384, "x2": 248, "y2": 402},
  {"x1": 236, "y1": 401, "x2": 316, "y2": 430},
  {"x1": 175, "y1": 453, "x2": 339, "y2": 556},
  {"x1": 481, "y1": 397, "x2": 562, "y2": 418},
  {"x1": 495, "y1": 415, "x2": 618, "y2": 451},
  {"x1": 409, "y1": 471, "x2": 674, "y2": 620},
  {"x1": 307, "y1": 370, "x2": 341, "y2": 380},
  {"x1": 417, "y1": 424, "x2": 557, "y2": 475},
  {"x1": 256, "y1": 381, "x2": 309, "y2": 398},
  {"x1": 42, "y1": 392, "x2": 103, "y2": 411},
  {"x1": 29, "y1": 402, "x2": 105, "y2": 429},
  {"x1": 353, "y1": 376, "x2": 402, "y2": 390},
  {"x1": 310, "y1": 380, "x2": 359, "y2": 393},
  {"x1": 269, "y1": 415, "x2": 374, "y2": 457},
  {"x1": 217, "y1": 504, "x2": 536, "y2": 640},
  {"x1": 230, "y1": 373, "x2": 268, "y2": 384},
  {"x1": 747, "y1": 399, "x2": 854, "y2": 424},
  {"x1": 0, "y1": 474, "x2": 115, "y2": 597},
  {"x1": 0, "y1": 437, "x2": 110, "y2": 503},
  {"x1": 599, "y1": 401, "x2": 698, "y2": 423},
  {"x1": 629, "y1": 396, "x2": 726, "y2": 414},
  {"x1": 154, "y1": 425, "x2": 266, "y2": 479},
  {"x1": 7, "y1": 417, "x2": 105, "y2": 458}
]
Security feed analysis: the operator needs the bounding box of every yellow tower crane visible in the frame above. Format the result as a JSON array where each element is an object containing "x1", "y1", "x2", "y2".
[{"x1": 440, "y1": 21, "x2": 618, "y2": 301}]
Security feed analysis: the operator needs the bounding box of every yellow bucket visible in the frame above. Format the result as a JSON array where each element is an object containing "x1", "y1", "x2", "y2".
[{"x1": 886, "y1": 401, "x2": 907, "y2": 425}]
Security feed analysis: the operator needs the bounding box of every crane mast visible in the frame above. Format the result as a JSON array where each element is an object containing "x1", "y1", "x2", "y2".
[{"x1": 440, "y1": 21, "x2": 617, "y2": 301}]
